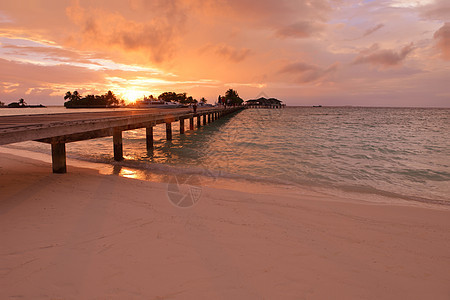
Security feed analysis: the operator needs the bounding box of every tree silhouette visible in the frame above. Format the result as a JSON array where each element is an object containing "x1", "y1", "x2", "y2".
[
  {"x1": 157, "y1": 92, "x2": 198, "y2": 104},
  {"x1": 64, "y1": 91, "x2": 81, "y2": 102},
  {"x1": 18, "y1": 98, "x2": 27, "y2": 107},
  {"x1": 72, "y1": 90, "x2": 81, "y2": 101},
  {"x1": 64, "y1": 91, "x2": 72, "y2": 101},
  {"x1": 104, "y1": 90, "x2": 119, "y2": 105},
  {"x1": 224, "y1": 89, "x2": 243, "y2": 105},
  {"x1": 158, "y1": 92, "x2": 178, "y2": 103},
  {"x1": 63, "y1": 90, "x2": 120, "y2": 108}
]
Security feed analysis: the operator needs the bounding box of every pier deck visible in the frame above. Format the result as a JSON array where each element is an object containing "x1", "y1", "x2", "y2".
[{"x1": 0, "y1": 107, "x2": 243, "y2": 173}]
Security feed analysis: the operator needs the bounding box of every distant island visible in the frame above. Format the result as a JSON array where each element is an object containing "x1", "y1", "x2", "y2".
[{"x1": 0, "y1": 98, "x2": 46, "y2": 108}]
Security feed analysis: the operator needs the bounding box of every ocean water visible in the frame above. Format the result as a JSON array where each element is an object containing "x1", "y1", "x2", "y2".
[{"x1": 2, "y1": 107, "x2": 449, "y2": 205}]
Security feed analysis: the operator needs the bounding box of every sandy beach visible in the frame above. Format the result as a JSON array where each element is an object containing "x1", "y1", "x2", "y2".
[{"x1": 1, "y1": 150, "x2": 449, "y2": 299}]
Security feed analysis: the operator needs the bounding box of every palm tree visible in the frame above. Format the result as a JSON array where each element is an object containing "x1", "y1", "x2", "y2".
[
  {"x1": 72, "y1": 90, "x2": 81, "y2": 101},
  {"x1": 64, "y1": 91, "x2": 72, "y2": 101},
  {"x1": 18, "y1": 98, "x2": 27, "y2": 107},
  {"x1": 225, "y1": 89, "x2": 238, "y2": 99},
  {"x1": 224, "y1": 89, "x2": 243, "y2": 106},
  {"x1": 64, "y1": 91, "x2": 82, "y2": 102},
  {"x1": 104, "y1": 90, "x2": 118, "y2": 106}
]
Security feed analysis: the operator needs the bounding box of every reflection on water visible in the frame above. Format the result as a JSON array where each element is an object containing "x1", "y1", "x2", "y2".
[{"x1": 113, "y1": 166, "x2": 138, "y2": 179}]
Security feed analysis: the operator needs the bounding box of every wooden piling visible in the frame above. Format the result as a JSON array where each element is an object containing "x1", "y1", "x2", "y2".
[
  {"x1": 146, "y1": 126, "x2": 153, "y2": 151},
  {"x1": 203, "y1": 114, "x2": 207, "y2": 125},
  {"x1": 197, "y1": 115, "x2": 201, "y2": 127},
  {"x1": 190, "y1": 117, "x2": 194, "y2": 130},
  {"x1": 180, "y1": 118, "x2": 185, "y2": 134},
  {"x1": 51, "y1": 142, "x2": 67, "y2": 173},
  {"x1": 166, "y1": 122, "x2": 172, "y2": 141},
  {"x1": 113, "y1": 129, "x2": 123, "y2": 161}
]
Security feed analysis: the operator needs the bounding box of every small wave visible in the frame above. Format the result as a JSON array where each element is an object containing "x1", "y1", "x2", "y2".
[
  {"x1": 111, "y1": 158, "x2": 299, "y2": 187},
  {"x1": 80, "y1": 155, "x2": 450, "y2": 207},
  {"x1": 389, "y1": 168, "x2": 450, "y2": 182},
  {"x1": 335, "y1": 183, "x2": 450, "y2": 206}
]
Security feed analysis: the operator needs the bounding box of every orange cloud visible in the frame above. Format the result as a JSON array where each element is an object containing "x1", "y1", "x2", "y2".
[
  {"x1": 353, "y1": 43, "x2": 415, "y2": 67},
  {"x1": 65, "y1": 0, "x2": 187, "y2": 63},
  {"x1": 279, "y1": 61, "x2": 339, "y2": 83},
  {"x1": 434, "y1": 23, "x2": 450, "y2": 60},
  {"x1": 275, "y1": 21, "x2": 326, "y2": 38},
  {"x1": 200, "y1": 44, "x2": 252, "y2": 63}
]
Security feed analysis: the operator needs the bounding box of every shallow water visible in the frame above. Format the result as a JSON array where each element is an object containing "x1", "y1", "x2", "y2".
[{"x1": 2, "y1": 106, "x2": 449, "y2": 205}]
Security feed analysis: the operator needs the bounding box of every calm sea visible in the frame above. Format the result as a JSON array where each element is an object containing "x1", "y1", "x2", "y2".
[{"x1": 2, "y1": 106, "x2": 449, "y2": 205}]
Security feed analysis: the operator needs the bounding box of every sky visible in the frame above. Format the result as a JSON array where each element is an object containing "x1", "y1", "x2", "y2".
[{"x1": 0, "y1": 0, "x2": 449, "y2": 107}]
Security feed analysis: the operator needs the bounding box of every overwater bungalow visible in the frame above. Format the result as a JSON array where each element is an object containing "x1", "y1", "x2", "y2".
[{"x1": 245, "y1": 97, "x2": 284, "y2": 108}]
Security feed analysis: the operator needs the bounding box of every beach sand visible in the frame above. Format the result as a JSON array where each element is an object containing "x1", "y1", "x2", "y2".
[{"x1": 1, "y1": 149, "x2": 449, "y2": 299}]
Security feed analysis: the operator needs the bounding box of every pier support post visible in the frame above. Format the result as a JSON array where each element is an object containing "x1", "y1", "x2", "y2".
[
  {"x1": 51, "y1": 142, "x2": 67, "y2": 173},
  {"x1": 208, "y1": 114, "x2": 211, "y2": 123},
  {"x1": 203, "y1": 114, "x2": 207, "y2": 125},
  {"x1": 146, "y1": 126, "x2": 153, "y2": 151},
  {"x1": 180, "y1": 119, "x2": 185, "y2": 134},
  {"x1": 189, "y1": 117, "x2": 194, "y2": 130},
  {"x1": 166, "y1": 122, "x2": 172, "y2": 141},
  {"x1": 197, "y1": 115, "x2": 201, "y2": 128},
  {"x1": 113, "y1": 129, "x2": 123, "y2": 161}
]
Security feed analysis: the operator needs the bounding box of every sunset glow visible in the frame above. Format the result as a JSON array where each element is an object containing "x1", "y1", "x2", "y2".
[
  {"x1": 0, "y1": 0, "x2": 449, "y2": 107},
  {"x1": 119, "y1": 89, "x2": 146, "y2": 103}
]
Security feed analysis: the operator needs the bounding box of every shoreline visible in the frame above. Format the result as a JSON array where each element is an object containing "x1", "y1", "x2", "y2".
[
  {"x1": 1, "y1": 145, "x2": 448, "y2": 211},
  {"x1": 1, "y1": 150, "x2": 450, "y2": 298}
]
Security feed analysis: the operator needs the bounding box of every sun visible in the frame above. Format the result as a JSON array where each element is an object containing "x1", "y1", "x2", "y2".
[{"x1": 121, "y1": 90, "x2": 145, "y2": 103}]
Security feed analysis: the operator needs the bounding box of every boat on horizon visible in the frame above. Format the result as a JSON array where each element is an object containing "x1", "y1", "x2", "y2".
[{"x1": 133, "y1": 99, "x2": 186, "y2": 108}]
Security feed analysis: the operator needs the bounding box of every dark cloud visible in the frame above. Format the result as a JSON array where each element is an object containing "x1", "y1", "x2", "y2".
[
  {"x1": 279, "y1": 61, "x2": 339, "y2": 83},
  {"x1": 345, "y1": 23, "x2": 385, "y2": 41},
  {"x1": 275, "y1": 21, "x2": 325, "y2": 38},
  {"x1": 215, "y1": 45, "x2": 252, "y2": 63},
  {"x1": 216, "y1": 0, "x2": 331, "y2": 22},
  {"x1": 362, "y1": 24, "x2": 384, "y2": 38},
  {"x1": 199, "y1": 44, "x2": 252, "y2": 63},
  {"x1": 434, "y1": 23, "x2": 450, "y2": 61},
  {"x1": 353, "y1": 43, "x2": 415, "y2": 67}
]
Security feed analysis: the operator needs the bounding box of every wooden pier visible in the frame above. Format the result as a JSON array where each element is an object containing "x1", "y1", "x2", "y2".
[{"x1": 0, "y1": 107, "x2": 244, "y2": 173}]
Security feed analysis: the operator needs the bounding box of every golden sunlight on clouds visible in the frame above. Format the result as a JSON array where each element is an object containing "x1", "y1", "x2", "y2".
[
  {"x1": 0, "y1": 0, "x2": 449, "y2": 107},
  {"x1": 390, "y1": 0, "x2": 435, "y2": 8}
]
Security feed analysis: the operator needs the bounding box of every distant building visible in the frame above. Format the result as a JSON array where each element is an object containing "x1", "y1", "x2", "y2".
[{"x1": 245, "y1": 97, "x2": 284, "y2": 108}]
